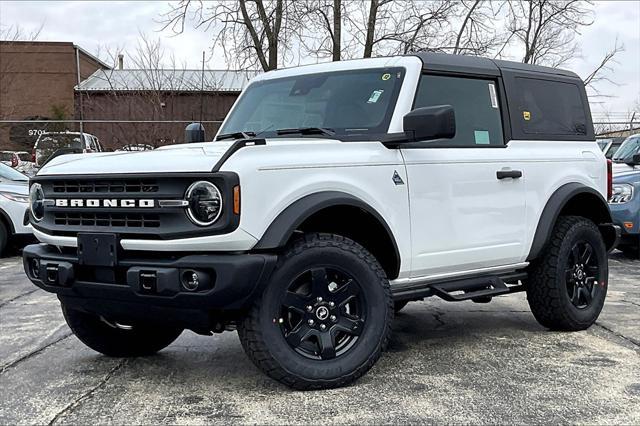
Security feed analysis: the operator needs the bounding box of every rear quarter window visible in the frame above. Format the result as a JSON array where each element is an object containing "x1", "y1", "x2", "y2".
[{"x1": 510, "y1": 76, "x2": 591, "y2": 140}]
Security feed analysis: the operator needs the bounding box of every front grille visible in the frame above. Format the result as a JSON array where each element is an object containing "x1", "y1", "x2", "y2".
[
  {"x1": 52, "y1": 180, "x2": 159, "y2": 194},
  {"x1": 54, "y1": 212, "x2": 161, "y2": 228},
  {"x1": 33, "y1": 173, "x2": 239, "y2": 239}
]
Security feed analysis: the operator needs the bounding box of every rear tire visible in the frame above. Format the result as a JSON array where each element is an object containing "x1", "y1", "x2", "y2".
[
  {"x1": 527, "y1": 216, "x2": 608, "y2": 331},
  {"x1": 62, "y1": 305, "x2": 183, "y2": 357},
  {"x1": 238, "y1": 233, "x2": 393, "y2": 390}
]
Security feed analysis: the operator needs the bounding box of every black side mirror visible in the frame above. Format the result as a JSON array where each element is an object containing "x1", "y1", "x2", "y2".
[
  {"x1": 185, "y1": 122, "x2": 205, "y2": 143},
  {"x1": 626, "y1": 153, "x2": 640, "y2": 166},
  {"x1": 403, "y1": 105, "x2": 456, "y2": 142}
]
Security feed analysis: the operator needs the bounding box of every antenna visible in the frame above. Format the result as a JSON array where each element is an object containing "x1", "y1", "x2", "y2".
[{"x1": 199, "y1": 51, "x2": 205, "y2": 126}]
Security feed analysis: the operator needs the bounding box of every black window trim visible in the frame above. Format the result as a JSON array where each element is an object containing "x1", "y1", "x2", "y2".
[
  {"x1": 402, "y1": 71, "x2": 512, "y2": 149},
  {"x1": 501, "y1": 69, "x2": 594, "y2": 141}
]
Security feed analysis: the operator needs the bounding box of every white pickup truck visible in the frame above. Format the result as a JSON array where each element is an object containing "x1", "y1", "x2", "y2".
[{"x1": 24, "y1": 53, "x2": 618, "y2": 389}]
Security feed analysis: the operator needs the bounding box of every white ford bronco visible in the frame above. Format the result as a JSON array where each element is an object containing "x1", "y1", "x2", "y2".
[{"x1": 24, "y1": 53, "x2": 619, "y2": 390}]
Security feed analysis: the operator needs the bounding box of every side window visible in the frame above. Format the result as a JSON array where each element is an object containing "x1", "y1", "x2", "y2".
[
  {"x1": 413, "y1": 74, "x2": 504, "y2": 146},
  {"x1": 515, "y1": 77, "x2": 587, "y2": 136}
]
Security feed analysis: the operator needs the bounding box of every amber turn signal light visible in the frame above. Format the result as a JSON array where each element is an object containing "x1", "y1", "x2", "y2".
[{"x1": 233, "y1": 185, "x2": 240, "y2": 215}]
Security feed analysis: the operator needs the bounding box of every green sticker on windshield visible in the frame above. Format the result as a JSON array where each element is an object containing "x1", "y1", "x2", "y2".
[{"x1": 368, "y1": 89, "x2": 384, "y2": 103}]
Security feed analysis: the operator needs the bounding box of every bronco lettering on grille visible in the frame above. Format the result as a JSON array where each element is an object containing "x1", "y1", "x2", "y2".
[{"x1": 54, "y1": 199, "x2": 155, "y2": 208}]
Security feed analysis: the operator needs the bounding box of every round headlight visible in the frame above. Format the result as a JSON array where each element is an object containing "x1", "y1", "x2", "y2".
[
  {"x1": 29, "y1": 183, "x2": 45, "y2": 222},
  {"x1": 185, "y1": 181, "x2": 222, "y2": 226}
]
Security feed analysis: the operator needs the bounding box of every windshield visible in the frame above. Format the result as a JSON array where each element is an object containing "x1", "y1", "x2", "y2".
[
  {"x1": 219, "y1": 68, "x2": 405, "y2": 140},
  {"x1": 612, "y1": 136, "x2": 640, "y2": 161},
  {"x1": 0, "y1": 164, "x2": 28, "y2": 181}
]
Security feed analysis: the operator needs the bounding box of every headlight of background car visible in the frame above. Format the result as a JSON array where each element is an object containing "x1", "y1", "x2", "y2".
[
  {"x1": 0, "y1": 192, "x2": 29, "y2": 203},
  {"x1": 610, "y1": 183, "x2": 634, "y2": 204},
  {"x1": 185, "y1": 181, "x2": 222, "y2": 226},
  {"x1": 29, "y1": 183, "x2": 45, "y2": 221}
]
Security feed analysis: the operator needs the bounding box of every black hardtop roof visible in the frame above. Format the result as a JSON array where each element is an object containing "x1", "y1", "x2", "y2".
[{"x1": 412, "y1": 52, "x2": 580, "y2": 80}]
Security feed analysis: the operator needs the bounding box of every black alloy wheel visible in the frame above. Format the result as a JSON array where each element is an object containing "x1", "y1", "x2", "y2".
[
  {"x1": 238, "y1": 233, "x2": 393, "y2": 390},
  {"x1": 279, "y1": 267, "x2": 365, "y2": 360},
  {"x1": 565, "y1": 241, "x2": 603, "y2": 309}
]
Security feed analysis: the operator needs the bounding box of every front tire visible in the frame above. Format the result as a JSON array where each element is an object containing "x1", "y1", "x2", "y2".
[
  {"x1": 238, "y1": 233, "x2": 393, "y2": 390},
  {"x1": 527, "y1": 216, "x2": 608, "y2": 331},
  {"x1": 62, "y1": 305, "x2": 183, "y2": 357}
]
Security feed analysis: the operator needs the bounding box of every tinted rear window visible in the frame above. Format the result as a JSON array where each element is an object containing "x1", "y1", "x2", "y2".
[{"x1": 514, "y1": 77, "x2": 587, "y2": 137}]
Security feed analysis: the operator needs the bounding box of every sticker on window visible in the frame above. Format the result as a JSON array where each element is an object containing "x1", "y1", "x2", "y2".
[
  {"x1": 523, "y1": 111, "x2": 531, "y2": 121},
  {"x1": 488, "y1": 83, "x2": 498, "y2": 108},
  {"x1": 474, "y1": 130, "x2": 490, "y2": 145},
  {"x1": 367, "y1": 89, "x2": 384, "y2": 103},
  {"x1": 381, "y1": 73, "x2": 391, "y2": 81}
]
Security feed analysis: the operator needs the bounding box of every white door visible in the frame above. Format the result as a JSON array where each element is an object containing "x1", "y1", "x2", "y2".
[{"x1": 401, "y1": 74, "x2": 527, "y2": 277}]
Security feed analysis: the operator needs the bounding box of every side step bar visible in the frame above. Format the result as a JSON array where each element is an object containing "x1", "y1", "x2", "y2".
[{"x1": 392, "y1": 272, "x2": 527, "y2": 302}]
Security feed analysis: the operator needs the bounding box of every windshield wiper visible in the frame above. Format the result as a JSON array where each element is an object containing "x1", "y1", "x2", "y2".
[
  {"x1": 276, "y1": 127, "x2": 335, "y2": 137},
  {"x1": 216, "y1": 131, "x2": 256, "y2": 141}
]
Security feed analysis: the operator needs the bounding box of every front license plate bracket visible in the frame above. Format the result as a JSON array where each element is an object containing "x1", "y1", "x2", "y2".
[{"x1": 77, "y1": 233, "x2": 118, "y2": 267}]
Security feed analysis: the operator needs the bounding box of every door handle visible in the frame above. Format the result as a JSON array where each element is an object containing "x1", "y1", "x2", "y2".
[{"x1": 496, "y1": 170, "x2": 522, "y2": 179}]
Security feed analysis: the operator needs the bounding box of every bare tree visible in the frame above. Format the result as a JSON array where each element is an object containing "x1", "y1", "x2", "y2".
[
  {"x1": 452, "y1": 0, "x2": 506, "y2": 56},
  {"x1": 160, "y1": 0, "x2": 297, "y2": 71},
  {"x1": 0, "y1": 23, "x2": 43, "y2": 42},
  {"x1": 505, "y1": 0, "x2": 594, "y2": 67},
  {"x1": 583, "y1": 39, "x2": 624, "y2": 96},
  {"x1": 84, "y1": 34, "x2": 236, "y2": 149},
  {"x1": 297, "y1": 0, "x2": 344, "y2": 61}
]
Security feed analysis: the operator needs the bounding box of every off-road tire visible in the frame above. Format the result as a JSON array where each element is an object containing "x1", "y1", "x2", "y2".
[
  {"x1": 238, "y1": 233, "x2": 393, "y2": 390},
  {"x1": 0, "y1": 221, "x2": 7, "y2": 256},
  {"x1": 62, "y1": 305, "x2": 183, "y2": 357},
  {"x1": 527, "y1": 216, "x2": 608, "y2": 331},
  {"x1": 394, "y1": 300, "x2": 409, "y2": 313}
]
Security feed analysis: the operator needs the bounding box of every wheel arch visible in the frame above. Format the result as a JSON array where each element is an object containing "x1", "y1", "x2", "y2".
[
  {"x1": 253, "y1": 191, "x2": 401, "y2": 279},
  {"x1": 527, "y1": 183, "x2": 616, "y2": 261},
  {"x1": 0, "y1": 209, "x2": 14, "y2": 234}
]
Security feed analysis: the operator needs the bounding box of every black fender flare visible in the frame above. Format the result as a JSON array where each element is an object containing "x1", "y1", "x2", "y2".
[
  {"x1": 253, "y1": 191, "x2": 401, "y2": 271},
  {"x1": 526, "y1": 183, "x2": 614, "y2": 261}
]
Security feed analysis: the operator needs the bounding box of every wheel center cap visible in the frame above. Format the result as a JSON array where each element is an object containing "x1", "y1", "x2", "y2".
[
  {"x1": 576, "y1": 269, "x2": 584, "y2": 280},
  {"x1": 315, "y1": 306, "x2": 329, "y2": 320}
]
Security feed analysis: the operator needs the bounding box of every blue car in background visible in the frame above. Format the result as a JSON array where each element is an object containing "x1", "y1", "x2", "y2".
[{"x1": 609, "y1": 153, "x2": 640, "y2": 258}]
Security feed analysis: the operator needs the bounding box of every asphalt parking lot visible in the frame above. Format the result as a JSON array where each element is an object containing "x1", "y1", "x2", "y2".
[{"x1": 0, "y1": 252, "x2": 638, "y2": 425}]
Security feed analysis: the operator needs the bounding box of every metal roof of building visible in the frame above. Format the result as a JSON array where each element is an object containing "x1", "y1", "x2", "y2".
[{"x1": 75, "y1": 69, "x2": 260, "y2": 92}]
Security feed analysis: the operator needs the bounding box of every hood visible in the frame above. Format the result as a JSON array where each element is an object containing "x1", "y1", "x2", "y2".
[
  {"x1": 37, "y1": 141, "x2": 236, "y2": 176},
  {"x1": 0, "y1": 180, "x2": 28, "y2": 195},
  {"x1": 613, "y1": 168, "x2": 640, "y2": 185},
  {"x1": 613, "y1": 162, "x2": 637, "y2": 175}
]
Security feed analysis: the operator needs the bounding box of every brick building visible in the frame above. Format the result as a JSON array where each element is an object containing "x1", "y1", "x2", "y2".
[
  {"x1": 0, "y1": 40, "x2": 257, "y2": 152},
  {"x1": 75, "y1": 68, "x2": 257, "y2": 150},
  {"x1": 0, "y1": 41, "x2": 109, "y2": 150}
]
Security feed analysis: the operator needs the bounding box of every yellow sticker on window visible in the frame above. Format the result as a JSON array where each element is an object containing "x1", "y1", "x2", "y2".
[
  {"x1": 381, "y1": 73, "x2": 391, "y2": 81},
  {"x1": 523, "y1": 111, "x2": 531, "y2": 121}
]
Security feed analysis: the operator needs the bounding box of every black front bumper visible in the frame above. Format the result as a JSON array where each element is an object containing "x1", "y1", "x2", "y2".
[{"x1": 23, "y1": 244, "x2": 277, "y2": 331}]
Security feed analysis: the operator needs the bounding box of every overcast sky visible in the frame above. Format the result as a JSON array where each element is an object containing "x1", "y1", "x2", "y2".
[{"x1": 1, "y1": 0, "x2": 638, "y2": 118}]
